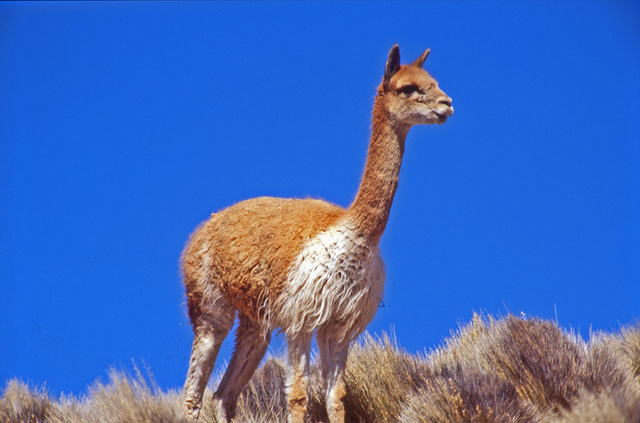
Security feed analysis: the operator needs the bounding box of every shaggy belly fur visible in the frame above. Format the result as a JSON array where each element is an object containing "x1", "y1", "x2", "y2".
[{"x1": 272, "y1": 222, "x2": 385, "y2": 342}]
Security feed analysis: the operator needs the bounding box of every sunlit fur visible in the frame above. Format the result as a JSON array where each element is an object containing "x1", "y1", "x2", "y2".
[{"x1": 181, "y1": 44, "x2": 453, "y2": 423}]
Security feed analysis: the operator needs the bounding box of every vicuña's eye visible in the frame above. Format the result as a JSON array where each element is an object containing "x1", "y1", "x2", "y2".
[{"x1": 398, "y1": 84, "x2": 420, "y2": 95}]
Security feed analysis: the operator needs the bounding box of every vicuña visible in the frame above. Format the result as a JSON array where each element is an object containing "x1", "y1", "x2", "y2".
[{"x1": 182, "y1": 44, "x2": 453, "y2": 423}]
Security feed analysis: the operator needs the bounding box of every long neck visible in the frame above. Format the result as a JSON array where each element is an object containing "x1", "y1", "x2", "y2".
[{"x1": 347, "y1": 93, "x2": 410, "y2": 243}]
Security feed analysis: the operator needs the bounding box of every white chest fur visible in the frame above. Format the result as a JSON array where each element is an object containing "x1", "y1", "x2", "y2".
[{"x1": 273, "y1": 222, "x2": 385, "y2": 342}]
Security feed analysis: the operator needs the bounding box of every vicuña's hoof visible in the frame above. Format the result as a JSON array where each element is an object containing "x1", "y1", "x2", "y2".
[{"x1": 183, "y1": 401, "x2": 200, "y2": 422}]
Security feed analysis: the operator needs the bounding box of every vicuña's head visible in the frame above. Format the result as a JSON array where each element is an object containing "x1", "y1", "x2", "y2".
[{"x1": 380, "y1": 44, "x2": 453, "y2": 126}]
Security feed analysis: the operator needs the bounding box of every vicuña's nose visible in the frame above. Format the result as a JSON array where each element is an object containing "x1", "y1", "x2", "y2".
[{"x1": 438, "y1": 96, "x2": 452, "y2": 107}]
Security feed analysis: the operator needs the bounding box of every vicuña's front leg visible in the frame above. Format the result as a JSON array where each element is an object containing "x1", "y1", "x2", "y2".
[
  {"x1": 285, "y1": 333, "x2": 313, "y2": 423},
  {"x1": 317, "y1": 327, "x2": 350, "y2": 423}
]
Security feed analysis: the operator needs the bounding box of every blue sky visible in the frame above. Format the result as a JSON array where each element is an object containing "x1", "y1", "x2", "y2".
[{"x1": 1, "y1": 1, "x2": 639, "y2": 396}]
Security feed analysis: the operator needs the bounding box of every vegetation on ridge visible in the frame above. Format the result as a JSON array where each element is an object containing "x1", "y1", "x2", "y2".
[{"x1": 3, "y1": 314, "x2": 640, "y2": 422}]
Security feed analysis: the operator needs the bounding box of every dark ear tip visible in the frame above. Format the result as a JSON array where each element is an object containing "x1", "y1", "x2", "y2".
[
  {"x1": 384, "y1": 44, "x2": 402, "y2": 85},
  {"x1": 389, "y1": 44, "x2": 400, "y2": 59}
]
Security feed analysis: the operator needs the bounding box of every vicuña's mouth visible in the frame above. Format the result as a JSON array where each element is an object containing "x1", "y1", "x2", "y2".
[
  {"x1": 435, "y1": 105, "x2": 454, "y2": 117},
  {"x1": 433, "y1": 106, "x2": 453, "y2": 123}
]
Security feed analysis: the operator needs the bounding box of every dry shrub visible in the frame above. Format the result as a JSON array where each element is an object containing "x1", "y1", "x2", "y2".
[
  {"x1": 546, "y1": 386, "x2": 640, "y2": 423},
  {"x1": 434, "y1": 314, "x2": 587, "y2": 413},
  {"x1": 543, "y1": 325, "x2": 640, "y2": 423},
  {"x1": 49, "y1": 366, "x2": 187, "y2": 423},
  {"x1": 619, "y1": 322, "x2": 640, "y2": 381},
  {"x1": 398, "y1": 367, "x2": 540, "y2": 423},
  {"x1": 491, "y1": 317, "x2": 585, "y2": 413},
  {"x1": 0, "y1": 380, "x2": 53, "y2": 423},
  {"x1": 579, "y1": 335, "x2": 633, "y2": 394},
  {"x1": 426, "y1": 314, "x2": 640, "y2": 421},
  {"x1": 430, "y1": 313, "x2": 499, "y2": 374},
  {"x1": 236, "y1": 358, "x2": 288, "y2": 423},
  {"x1": 340, "y1": 332, "x2": 431, "y2": 423},
  {"x1": 430, "y1": 314, "x2": 576, "y2": 414}
]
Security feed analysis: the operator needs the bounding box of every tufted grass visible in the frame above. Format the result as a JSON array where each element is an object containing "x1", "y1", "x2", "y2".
[{"x1": 3, "y1": 314, "x2": 639, "y2": 423}]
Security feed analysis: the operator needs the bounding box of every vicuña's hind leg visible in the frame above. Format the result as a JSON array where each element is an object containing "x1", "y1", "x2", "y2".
[
  {"x1": 183, "y1": 294, "x2": 235, "y2": 421},
  {"x1": 317, "y1": 327, "x2": 350, "y2": 423},
  {"x1": 214, "y1": 313, "x2": 271, "y2": 423},
  {"x1": 285, "y1": 332, "x2": 313, "y2": 423}
]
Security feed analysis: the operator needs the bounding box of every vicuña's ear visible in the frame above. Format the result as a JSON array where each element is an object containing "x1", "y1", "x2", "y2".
[
  {"x1": 384, "y1": 45, "x2": 401, "y2": 87},
  {"x1": 411, "y1": 48, "x2": 430, "y2": 69}
]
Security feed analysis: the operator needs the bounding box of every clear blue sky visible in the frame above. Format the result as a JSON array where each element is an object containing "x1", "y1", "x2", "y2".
[{"x1": 1, "y1": 1, "x2": 639, "y2": 396}]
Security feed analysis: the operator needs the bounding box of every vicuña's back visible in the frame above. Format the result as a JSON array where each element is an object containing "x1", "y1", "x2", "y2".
[{"x1": 182, "y1": 45, "x2": 453, "y2": 423}]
